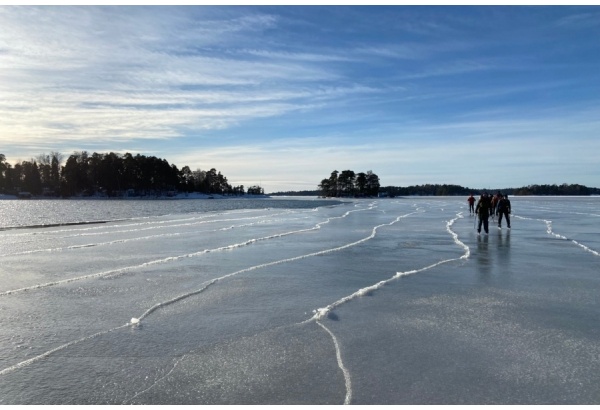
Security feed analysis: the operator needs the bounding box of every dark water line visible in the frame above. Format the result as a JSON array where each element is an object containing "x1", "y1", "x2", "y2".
[{"x1": 0, "y1": 220, "x2": 122, "y2": 232}]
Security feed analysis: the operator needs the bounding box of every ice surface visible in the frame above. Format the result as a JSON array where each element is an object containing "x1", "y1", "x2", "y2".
[{"x1": 0, "y1": 196, "x2": 599, "y2": 404}]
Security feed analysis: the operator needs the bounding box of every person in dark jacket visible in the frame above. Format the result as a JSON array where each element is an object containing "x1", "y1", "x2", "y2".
[
  {"x1": 475, "y1": 192, "x2": 492, "y2": 234},
  {"x1": 497, "y1": 193, "x2": 511, "y2": 229}
]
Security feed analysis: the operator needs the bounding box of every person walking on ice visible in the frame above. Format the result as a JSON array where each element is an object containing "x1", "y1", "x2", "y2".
[
  {"x1": 497, "y1": 193, "x2": 511, "y2": 229},
  {"x1": 475, "y1": 192, "x2": 492, "y2": 234},
  {"x1": 468, "y1": 194, "x2": 476, "y2": 214},
  {"x1": 490, "y1": 192, "x2": 500, "y2": 221}
]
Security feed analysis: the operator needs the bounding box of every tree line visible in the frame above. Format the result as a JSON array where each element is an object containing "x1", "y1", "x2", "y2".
[
  {"x1": 382, "y1": 184, "x2": 472, "y2": 197},
  {"x1": 509, "y1": 184, "x2": 598, "y2": 196},
  {"x1": 0, "y1": 151, "x2": 261, "y2": 198},
  {"x1": 275, "y1": 183, "x2": 600, "y2": 197},
  {"x1": 318, "y1": 170, "x2": 380, "y2": 197},
  {"x1": 381, "y1": 183, "x2": 600, "y2": 197}
]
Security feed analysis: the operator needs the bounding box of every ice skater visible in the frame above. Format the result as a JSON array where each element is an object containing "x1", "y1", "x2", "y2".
[
  {"x1": 497, "y1": 193, "x2": 511, "y2": 229},
  {"x1": 490, "y1": 192, "x2": 500, "y2": 221},
  {"x1": 468, "y1": 194, "x2": 475, "y2": 214},
  {"x1": 475, "y1": 192, "x2": 492, "y2": 234}
]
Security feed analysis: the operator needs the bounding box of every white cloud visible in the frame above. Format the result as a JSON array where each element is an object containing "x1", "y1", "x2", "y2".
[
  {"x1": 168, "y1": 110, "x2": 600, "y2": 192},
  {"x1": 0, "y1": 6, "x2": 364, "y2": 150},
  {"x1": 1, "y1": 6, "x2": 599, "y2": 192}
]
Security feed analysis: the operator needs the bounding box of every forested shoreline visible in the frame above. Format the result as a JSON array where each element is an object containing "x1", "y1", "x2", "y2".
[
  {"x1": 270, "y1": 182, "x2": 600, "y2": 197},
  {"x1": 2, "y1": 152, "x2": 598, "y2": 199},
  {"x1": 380, "y1": 183, "x2": 600, "y2": 197},
  {"x1": 0, "y1": 152, "x2": 263, "y2": 198},
  {"x1": 313, "y1": 170, "x2": 598, "y2": 197}
]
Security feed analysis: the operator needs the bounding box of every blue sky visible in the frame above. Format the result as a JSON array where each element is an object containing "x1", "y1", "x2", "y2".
[{"x1": 1, "y1": 5, "x2": 599, "y2": 192}]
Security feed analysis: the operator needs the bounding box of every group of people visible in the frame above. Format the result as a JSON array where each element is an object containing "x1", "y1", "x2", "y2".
[{"x1": 467, "y1": 192, "x2": 512, "y2": 234}]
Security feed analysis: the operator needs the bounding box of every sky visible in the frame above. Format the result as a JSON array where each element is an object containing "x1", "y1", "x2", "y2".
[{"x1": 1, "y1": 5, "x2": 599, "y2": 193}]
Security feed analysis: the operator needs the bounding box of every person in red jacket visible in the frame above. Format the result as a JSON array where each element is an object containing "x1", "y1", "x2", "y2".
[{"x1": 467, "y1": 194, "x2": 476, "y2": 214}]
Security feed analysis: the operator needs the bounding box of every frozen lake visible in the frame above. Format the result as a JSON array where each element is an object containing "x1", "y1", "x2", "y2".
[{"x1": 0, "y1": 196, "x2": 599, "y2": 404}]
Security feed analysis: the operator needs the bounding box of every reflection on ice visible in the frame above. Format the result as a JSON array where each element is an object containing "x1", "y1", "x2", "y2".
[{"x1": 0, "y1": 197, "x2": 599, "y2": 404}]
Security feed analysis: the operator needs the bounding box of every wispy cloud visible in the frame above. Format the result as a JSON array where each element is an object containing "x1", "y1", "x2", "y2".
[
  {"x1": 554, "y1": 12, "x2": 600, "y2": 28},
  {"x1": 1, "y1": 6, "x2": 599, "y2": 191}
]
